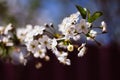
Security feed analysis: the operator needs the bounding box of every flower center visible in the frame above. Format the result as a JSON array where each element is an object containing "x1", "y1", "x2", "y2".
[
  {"x1": 31, "y1": 44, "x2": 35, "y2": 49},
  {"x1": 44, "y1": 41, "x2": 48, "y2": 45},
  {"x1": 81, "y1": 25, "x2": 85, "y2": 29}
]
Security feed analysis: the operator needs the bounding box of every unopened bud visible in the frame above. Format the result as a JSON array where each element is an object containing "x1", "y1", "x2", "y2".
[
  {"x1": 45, "y1": 55, "x2": 50, "y2": 61},
  {"x1": 78, "y1": 47, "x2": 87, "y2": 57},
  {"x1": 67, "y1": 44, "x2": 74, "y2": 52},
  {"x1": 35, "y1": 62, "x2": 42, "y2": 69},
  {"x1": 101, "y1": 21, "x2": 107, "y2": 33}
]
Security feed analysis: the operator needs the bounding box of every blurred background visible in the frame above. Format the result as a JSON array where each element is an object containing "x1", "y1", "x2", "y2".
[{"x1": 0, "y1": 0, "x2": 120, "y2": 80}]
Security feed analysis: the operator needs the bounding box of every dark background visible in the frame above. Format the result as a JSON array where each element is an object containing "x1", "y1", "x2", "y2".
[
  {"x1": 0, "y1": 0, "x2": 120, "y2": 80},
  {"x1": 0, "y1": 43, "x2": 120, "y2": 80}
]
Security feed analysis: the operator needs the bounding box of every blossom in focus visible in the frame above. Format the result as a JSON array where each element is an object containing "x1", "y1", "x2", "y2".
[
  {"x1": 58, "y1": 12, "x2": 80, "y2": 39},
  {"x1": 26, "y1": 40, "x2": 39, "y2": 53},
  {"x1": 33, "y1": 45, "x2": 46, "y2": 58},
  {"x1": 32, "y1": 25, "x2": 45, "y2": 36},
  {"x1": 76, "y1": 19, "x2": 91, "y2": 34},
  {"x1": 38, "y1": 35, "x2": 52, "y2": 49}
]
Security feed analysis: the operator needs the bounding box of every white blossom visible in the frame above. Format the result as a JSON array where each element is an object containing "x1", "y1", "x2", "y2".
[
  {"x1": 26, "y1": 40, "x2": 39, "y2": 53},
  {"x1": 70, "y1": 12, "x2": 80, "y2": 22},
  {"x1": 76, "y1": 19, "x2": 91, "y2": 34},
  {"x1": 19, "y1": 52, "x2": 27, "y2": 65},
  {"x1": 24, "y1": 25, "x2": 45, "y2": 43},
  {"x1": 38, "y1": 35, "x2": 52, "y2": 49},
  {"x1": 4, "y1": 23, "x2": 13, "y2": 35},
  {"x1": 58, "y1": 57, "x2": 71, "y2": 65},
  {"x1": 17, "y1": 24, "x2": 33, "y2": 41},
  {"x1": 33, "y1": 45, "x2": 46, "y2": 58},
  {"x1": 52, "y1": 47, "x2": 60, "y2": 56},
  {"x1": 32, "y1": 25, "x2": 45, "y2": 36},
  {"x1": 51, "y1": 47, "x2": 70, "y2": 65},
  {"x1": 0, "y1": 10, "x2": 107, "y2": 67},
  {"x1": 0, "y1": 26, "x2": 4, "y2": 34},
  {"x1": 17, "y1": 28, "x2": 26, "y2": 41},
  {"x1": 25, "y1": 24, "x2": 33, "y2": 32},
  {"x1": 2, "y1": 36, "x2": 13, "y2": 46},
  {"x1": 73, "y1": 34, "x2": 81, "y2": 41},
  {"x1": 57, "y1": 51, "x2": 70, "y2": 65},
  {"x1": 51, "y1": 38, "x2": 57, "y2": 48},
  {"x1": 58, "y1": 12, "x2": 80, "y2": 39},
  {"x1": 65, "y1": 59, "x2": 71, "y2": 65}
]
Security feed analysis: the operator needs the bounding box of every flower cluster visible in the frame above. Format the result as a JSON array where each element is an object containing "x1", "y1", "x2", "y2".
[{"x1": 0, "y1": 5, "x2": 107, "y2": 68}]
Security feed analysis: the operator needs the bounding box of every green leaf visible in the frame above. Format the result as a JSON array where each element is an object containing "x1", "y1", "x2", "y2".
[
  {"x1": 76, "y1": 5, "x2": 87, "y2": 19},
  {"x1": 88, "y1": 11, "x2": 103, "y2": 23}
]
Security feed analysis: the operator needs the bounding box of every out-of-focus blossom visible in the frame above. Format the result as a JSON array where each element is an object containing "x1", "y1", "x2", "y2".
[
  {"x1": 4, "y1": 23, "x2": 13, "y2": 35},
  {"x1": 17, "y1": 24, "x2": 33, "y2": 42},
  {"x1": 35, "y1": 62, "x2": 42, "y2": 69},
  {"x1": 89, "y1": 30, "x2": 97, "y2": 38},
  {"x1": 78, "y1": 43, "x2": 87, "y2": 57},
  {"x1": 19, "y1": 52, "x2": 27, "y2": 66},
  {"x1": 101, "y1": 21, "x2": 107, "y2": 33}
]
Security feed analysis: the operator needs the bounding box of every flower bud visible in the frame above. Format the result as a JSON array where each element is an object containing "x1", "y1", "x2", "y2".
[
  {"x1": 78, "y1": 46, "x2": 87, "y2": 57},
  {"x1": 35, "y1": 62, "x2": 42, "y2": 69},
  {"x1": 78, "y1": 43, "x2": 86, "y2": 57},
  {"x1": 45, "y1": 55, "x2": 50, "y2": 61},
  {"x1": 67, "y1": 44, "x2": 74, "y2": 52},
  {"x1": 101, "y1": 21, "x2": 107, "y2": 33}
]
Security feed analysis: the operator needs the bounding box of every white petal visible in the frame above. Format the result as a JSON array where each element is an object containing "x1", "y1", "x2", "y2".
[
  {"x1": 34, "y1": 53, "x2": 40, "y2": 58},
  {"x1": 78, "y1": 47, "x2": 86, "y2": 57},
  {"x1": 65, "y1": 59, "x2": 71, "y2": 65}
]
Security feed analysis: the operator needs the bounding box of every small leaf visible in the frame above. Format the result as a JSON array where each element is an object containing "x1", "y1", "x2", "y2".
[
  {"x1": 88, "y1": 11, "x2": 103, "y2": 23},
  {"x1": 76, "y1": 5, "x2": 87, "y2": 19}
]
